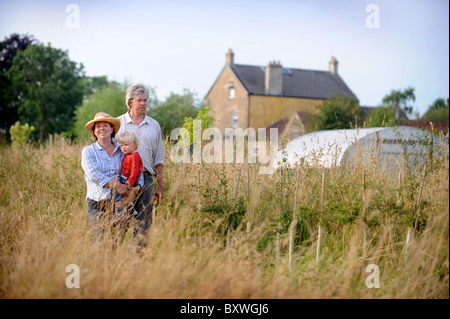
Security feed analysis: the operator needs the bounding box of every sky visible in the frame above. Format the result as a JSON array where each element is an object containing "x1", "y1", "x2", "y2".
[{"x1": 0, "y1": 0, "x2": 448, "y2": 117}]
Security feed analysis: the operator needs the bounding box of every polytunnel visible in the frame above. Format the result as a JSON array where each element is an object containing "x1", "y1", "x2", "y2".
[{"x1": 274, "y1": 126, "x2": 448, "y2": 170}]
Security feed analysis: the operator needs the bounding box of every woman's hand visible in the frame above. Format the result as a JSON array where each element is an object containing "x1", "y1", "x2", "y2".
[
  {"x1": 117, "y1": 183, "x2": 130, "y2": 196},
  {"x1": 107, "y1": 180, "x2": 130, "y2": 196}
]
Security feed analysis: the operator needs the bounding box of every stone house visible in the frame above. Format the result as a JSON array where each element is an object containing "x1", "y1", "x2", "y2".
[{"x1": 204, "y1": 49, "x2": 357, "y2": 135}]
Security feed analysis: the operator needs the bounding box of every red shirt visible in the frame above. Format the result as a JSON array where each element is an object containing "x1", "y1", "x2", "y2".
[{"x1": 121, "y1": 152, "x2": 143, "y2": 186}]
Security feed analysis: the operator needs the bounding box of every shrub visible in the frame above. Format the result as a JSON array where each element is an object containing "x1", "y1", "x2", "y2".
[{"x1": 10, "y1": 121, "x2": 35, "y2": 147}]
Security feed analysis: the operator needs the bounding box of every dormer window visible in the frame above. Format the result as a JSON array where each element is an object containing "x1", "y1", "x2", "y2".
[{"x1": 228, "y1": 82, "x2": 235, "y2": 99}]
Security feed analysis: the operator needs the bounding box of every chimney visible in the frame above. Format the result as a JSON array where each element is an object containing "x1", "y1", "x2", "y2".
[
  {"x1": 329, "y1": 56, "x2": 338, "y2": 75},
  {"x1": 265, "y1": 60, "x2": 283, "y2": 95},
  {"x1": 226, "y1": 48, "x2": 234, "y2": 65}
]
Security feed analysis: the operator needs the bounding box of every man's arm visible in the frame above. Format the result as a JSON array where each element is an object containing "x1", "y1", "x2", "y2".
[{"x1": 153, "y1": 163, "x2": 164, "y2": 205}]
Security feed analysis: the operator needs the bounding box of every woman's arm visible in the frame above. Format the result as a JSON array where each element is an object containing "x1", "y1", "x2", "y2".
[
  {"x1": 81, "y1": 145, "x2": 129, "y2": 196},
  {"x1": 81, "y1": 147, "x2": 112, "y2": 187}
]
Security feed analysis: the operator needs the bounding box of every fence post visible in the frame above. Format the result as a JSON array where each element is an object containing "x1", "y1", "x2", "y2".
[
  {"x1": 316, "y1": 170, "x2": 326, "y2": 263},
  {"x1": 289, "y1": 167, "x2": 301, "y2": 272}
]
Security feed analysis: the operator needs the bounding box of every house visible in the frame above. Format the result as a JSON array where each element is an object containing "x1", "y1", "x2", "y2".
[
  {"x1": 204, "y1": 49, "x2": 357, "y2": 135},
  {"x1": 264, "y1": 111, "x2": 311, "y2": 143}
]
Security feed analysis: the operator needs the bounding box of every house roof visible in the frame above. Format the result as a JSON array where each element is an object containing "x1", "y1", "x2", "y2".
[
  {"x1": 230, "y1": 63, "x2": 357, "y2": 100},
  {"x1": 265, "y1": 111, "x2": 311, "y2": 139}
]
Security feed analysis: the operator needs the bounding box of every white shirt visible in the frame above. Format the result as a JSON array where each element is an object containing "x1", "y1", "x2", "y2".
[
  {"x1": 116, "y1": 112, "x2": 165, "y2": 176},
  {"x1": 81, "y1": 140, "x2": 144, "y2": 201}
]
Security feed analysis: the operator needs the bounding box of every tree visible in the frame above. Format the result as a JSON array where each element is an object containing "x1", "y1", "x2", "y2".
[
  {"x1": 422, "y1": 98, "x2": 449, "y2": 122},
  {"x1": 80, "y1": 75, "x2": 110, "y2": 96},
  {"x1": 73, "y1": 81, "x2": 128, "y2": 140},
  {"x1": 0, "y1": 33, "x2": 37, "y2": 73},
  {"x1": 382, "y1": 87, "x2": 415, "y2": 119},
  {"x1": 9, "y1": 121, "x2": 35, "y2": 148},
  {"x1": 7, "y1": 43, "x2": 85, "y2": 142},
  {"x1": 0, "y1": 33, "x2": 37, "y2": 136},
  {"x1": 364, "y1": 106, "x2": 396, "y2": 127},
  {"x1": 149, "y1": 88, "x2": 201, "y2": 137},
  {"x1": 181, "y1": 105, "x2": 214, "y2": 145},
  {"x1": 312, "y1": 95, "x2": 361, "y2": 131}
]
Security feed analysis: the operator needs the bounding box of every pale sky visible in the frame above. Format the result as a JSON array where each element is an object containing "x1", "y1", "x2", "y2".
[{"x1": 1, "y1": 0, "x2": 448, "y2": 117}]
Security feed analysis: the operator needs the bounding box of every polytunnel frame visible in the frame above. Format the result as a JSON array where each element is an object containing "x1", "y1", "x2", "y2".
[{"x1": 275, "y1": 126, "x2": 444, "y2": 171}]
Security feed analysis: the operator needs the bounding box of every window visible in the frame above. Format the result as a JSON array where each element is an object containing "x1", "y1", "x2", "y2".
[
  {"x1": 232, "y1": 110, "x2": 238, "y2": 128},
  {"x1": 228, "y1": 82, "x2": 235, "y2": 99}
]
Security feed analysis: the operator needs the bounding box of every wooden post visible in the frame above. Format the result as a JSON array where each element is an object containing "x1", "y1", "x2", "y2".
[
  {"x1": 397, "y1": 167, "x2": 402, "y2": 203},
  {"x1": 362, "y1": 170, "x2": 368, "y2": 257},
  {"x1": 316, "y1": 170, "x2": 326, "y2": 263},
  {"x1": 405, "y1": 164, "x2": 427, "y2": 263},
  {"x1": 276, "y1": 230, "x2": 280, "y2": 259},
  {"x1": 363, "y1": 227, "x2": 368, "y2": 257},
  {"x1": 234, "y1": 168, "x2": 242, "y2": 209},
  {"x1": 416, "y1": 164, "x2": 427, "y2": 217},
  {"x1": 316, "y1": 224, "x2": 323, "y2": 263},
  {"x1": 404, "y1": 227, "x2": 413, "y2": 264},
  {"x1": 362, "y1": 170, "x2": 366, "y2": 202},
  {"x1": 289, "y1": 167, "x2": 301, "y2": 272},
  {"x1": 197, "y1": 169, "x2": 202, "y2": 212}
]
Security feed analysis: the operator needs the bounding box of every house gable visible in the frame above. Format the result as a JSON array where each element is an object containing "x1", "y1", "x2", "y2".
[{"x1": 204, "y1": 64, "x2": 249, "y2": 133}]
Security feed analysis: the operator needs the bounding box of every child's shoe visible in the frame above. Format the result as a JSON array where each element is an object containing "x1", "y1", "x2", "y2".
[
  {"x1": 128, "y1": 206, "x2": 138, "y2": 217},
  {"x1": 112, "y1": 207, "x2": 126, "y2": 225}
]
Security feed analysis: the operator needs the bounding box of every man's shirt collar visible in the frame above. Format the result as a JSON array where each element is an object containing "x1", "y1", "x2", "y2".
[{"x1": 125, "y1": 111, "x2": 148, "y2": 125}]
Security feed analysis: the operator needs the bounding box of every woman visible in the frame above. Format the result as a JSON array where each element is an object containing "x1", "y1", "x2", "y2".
[{"x1": 81, "y1": 112, "x2": 143, "y2": 239}]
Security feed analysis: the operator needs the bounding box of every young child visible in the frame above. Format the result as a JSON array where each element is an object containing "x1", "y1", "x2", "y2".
[{"x1": 112, "y1": 131, "x2": 144, "y2": 224}]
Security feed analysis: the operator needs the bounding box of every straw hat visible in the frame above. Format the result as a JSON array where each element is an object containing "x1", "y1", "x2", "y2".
[{"x1": 85, "y1": 112, "x2": 121, "y2": 133}]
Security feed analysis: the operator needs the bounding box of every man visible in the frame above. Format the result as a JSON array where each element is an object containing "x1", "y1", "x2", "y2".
[{"x1": 117, "y1": 83, "x2": 164, "y2": 248}]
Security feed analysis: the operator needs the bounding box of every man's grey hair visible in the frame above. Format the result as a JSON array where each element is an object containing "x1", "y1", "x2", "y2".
[{"x1": 125, "y1": 83, "x2": 150, "y2": 110}]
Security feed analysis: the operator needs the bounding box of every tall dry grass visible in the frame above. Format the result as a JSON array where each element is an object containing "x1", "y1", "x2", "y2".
[{"x1": 0, "y1": 137, "x2": 448, "y2": 298}]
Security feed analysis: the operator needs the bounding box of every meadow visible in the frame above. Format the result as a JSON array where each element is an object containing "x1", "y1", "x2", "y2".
[{"x1": 0, "y1": 135, "x2": 448, "y2": 299}]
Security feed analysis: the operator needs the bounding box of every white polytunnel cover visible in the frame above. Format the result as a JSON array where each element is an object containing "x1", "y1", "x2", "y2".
[{"x1": 274, "y1": 126, "x2": 448, "y2": 170}]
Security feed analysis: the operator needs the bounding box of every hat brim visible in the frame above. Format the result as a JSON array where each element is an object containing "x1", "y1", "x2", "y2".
[{"x1": 86, "y1": 117, "x2": 121, "y2": 134}]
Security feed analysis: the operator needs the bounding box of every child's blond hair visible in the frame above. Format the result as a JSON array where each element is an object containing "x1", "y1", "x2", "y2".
[{"x1": 117, "y1": 131, "x2": 140, "y2": 147}]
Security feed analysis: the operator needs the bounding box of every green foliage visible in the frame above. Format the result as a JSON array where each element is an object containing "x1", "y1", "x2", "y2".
[
  {"x1": 150, "y1": 89, "x2": 201, "y2": 137},
  {"x1": 7, "y1": 43, "x2": 85, "y2": 142},
  {"x1": 364, "y1": 106, "x2": 396, "y2": 127},
  {"x1": 0, "y1": 73, "x2": 15, "y2": 134},
  {"x1": 182, "y1": 106, "x2": 214, "y2": 145},
  {"x1": 80, "y1": 75, "x2": 110, "y2": 97},
  {"x1": 0, "y1": 33, "x2": 37, "y2": 137},
  {"x1": 73, "y1": 82, "x2": 129, "y2": 140},
  {"x1": 422, "y1": 98, "x2": 449, "y2": 122},
  {"x1": 0, "y1": 33, "x2": 37, "y2": 73},
  {"x1": 9, "y1": 121, "x2": 35, "y2": 148},
  {"x1": 382, "y1": 87, "x2": 415, "y2": 115},
  {"x1": 313, "y1": 95, "x2": 361, "y2": 130},
  {"x1": 199, "y1": 167, "x2": 247, "y2": 234}
]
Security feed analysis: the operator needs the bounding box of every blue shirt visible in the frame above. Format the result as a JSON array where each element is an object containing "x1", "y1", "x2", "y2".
[{"x1": 81, "y1": 140, "x2": 144, "y2": 201}]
